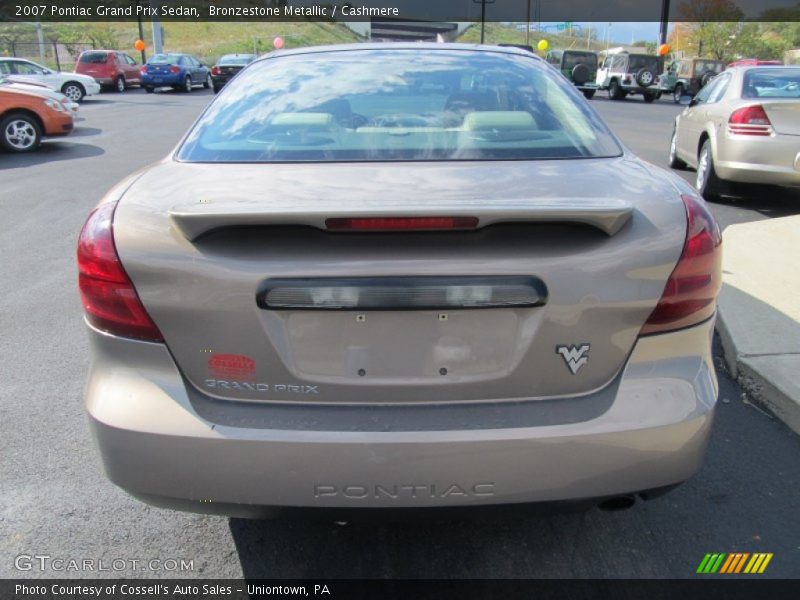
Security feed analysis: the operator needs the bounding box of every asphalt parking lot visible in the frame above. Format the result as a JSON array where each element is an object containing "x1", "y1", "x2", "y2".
[{"x1": 1, "y1": 88, "x2": 799, "y2": 579}]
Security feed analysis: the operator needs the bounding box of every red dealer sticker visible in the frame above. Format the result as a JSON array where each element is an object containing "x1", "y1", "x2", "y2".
[{"x1": 208, "y1": 354, "x2": 256, "y2": 381}]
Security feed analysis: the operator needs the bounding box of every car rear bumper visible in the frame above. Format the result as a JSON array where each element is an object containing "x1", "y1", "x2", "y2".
[
  {"x1": 211, "y1": 75, "x2": 232, "y2": 86},
  {"x1": 141, "y1": 73, "x2": 182, "y2": 86},
  {"x1": 85, "y1": 318, "x2": 718, "y2": 515},
  {"x1": 716, "y1": 134, "x2": 800, "y2": 185}
]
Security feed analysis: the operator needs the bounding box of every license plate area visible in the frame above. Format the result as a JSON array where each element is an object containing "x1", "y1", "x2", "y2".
[{"x1": 283, "y1": 310, "x2": 521, "y2": 380}]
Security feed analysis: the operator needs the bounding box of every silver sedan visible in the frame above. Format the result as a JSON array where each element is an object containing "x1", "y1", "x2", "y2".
[
  {"x1": 78, "y1": 44, "x2": 721, "y2": 517},
  {"x1": 669, "y1": 65, "x2": 800, "y2": 199}
]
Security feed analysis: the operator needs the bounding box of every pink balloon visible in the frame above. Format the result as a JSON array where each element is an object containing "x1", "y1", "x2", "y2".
[{"x1": 273, "y1": 37, "x2": 284, "y2": 50}]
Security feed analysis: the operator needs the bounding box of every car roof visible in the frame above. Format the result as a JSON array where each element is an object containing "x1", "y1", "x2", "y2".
[{"x1": 254, "y1": 42, "x2": 545, "y2": 64}]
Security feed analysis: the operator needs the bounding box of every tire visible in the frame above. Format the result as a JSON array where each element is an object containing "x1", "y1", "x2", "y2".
[
  {"x1": 183, "y1": 76, "x2": 192, "y2": 93},
  {"x1": 696, "y1": 139, "x2": 723, "y2": 201},
  {"x1": 643, "y1": 92, "x2": 657, "y2": 103},
  {"x1": 0, "y1": 113, "x2": 43, "y2": 153},
  {"x1": 115, "y1": 75, "x2": 126, "y2": 93},
  {"x1": 635, "y1": 68, "x2": 655, "y2": 87},
  {"x1": 673, "y1": 83, "x2": 684, "y2": 104},
  {"x1": 571, "y1": 63, "x2": 590, "y2": 85},
  {"x1": 61, "y1": 82, "x2": 85, "y2": 103},
  {"x1": 203, "y1": 74, "x2": 212, "y2": 89},
  {"x1": 212, "y1": 84, "x2": 221, "y2": 94},
  {"x1": 668, "y1": 129, "x2": 687, "y2": 170},
  {"x1": 582, "y1": 89, "x2": 595, "y2": 100},
  {"x1": 609, "y1": 80, "x2": 624, "y2": 100},
  {"x1": 144, "y1": 86, "x2": 154, "y2": 93}
]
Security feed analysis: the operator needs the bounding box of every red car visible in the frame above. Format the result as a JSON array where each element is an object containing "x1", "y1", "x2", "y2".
[
  {"x1": 74, "y1": 50, "x2": 142, "y2": 92},
  {"x1": 727, "y1": 58, "x2": 783, "y2": 68}
]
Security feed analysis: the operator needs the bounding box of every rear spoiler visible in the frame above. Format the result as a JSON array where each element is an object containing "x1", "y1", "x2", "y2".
[{"x1": 169, "y1": 199, "x2": 634, "y2": 241}]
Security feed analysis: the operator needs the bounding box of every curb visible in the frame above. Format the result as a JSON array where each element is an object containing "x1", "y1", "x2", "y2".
[
  {"x1": 718, "y1": 312, "x2": 800, "y2": 435},
  {"x1": 715, "y1": 215, "x2": 800, "y2": 436}
]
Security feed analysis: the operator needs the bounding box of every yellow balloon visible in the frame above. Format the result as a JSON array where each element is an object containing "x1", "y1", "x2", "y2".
[{"x1": 537, "y1": 39, "x2": 549, "y2": 52}]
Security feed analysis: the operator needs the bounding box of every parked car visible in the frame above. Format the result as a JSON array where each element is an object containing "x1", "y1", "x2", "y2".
[
  {"x1": 669, "y1": 66, "x2": 800, "y2": 200},
  {"x1": 545, "y1": 50, "x2": 599, "y2": 99},
  {"x1": 0, "y1": 57, "x2": 100, "y2": 103},
  {"x1": 0, "y1": 75, "x2": 78, "y2": 115},
  {"x1": 0, "y1": 87, "x2": 74, "y2": 152},
  {"x1": 140, "y1": 53, "x2": 211, "y2": 93},
  {"x1": 596, "y1": 52, "x2": 663, "y2": 102},
  {"x1": 80, "y1": 44, "x2": 722, "y2": 517},
  {"x1": 727, "y1": 58, "x2": 783, "y2": 68},
  {"x1": 75, "y1": 50, "x2": 142, "y2": 92},
  {"x1": 660, "y1": 58, "x2": 726, "y2": 103},
  {"x1": 210, "y1": 53, "x2": 257, "y2": 93}
]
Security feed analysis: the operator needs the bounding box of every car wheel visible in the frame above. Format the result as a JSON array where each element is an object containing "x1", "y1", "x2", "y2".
[
  {"x1": 115, "y1": 75, "x2": 126, "y2": 93},
  {"x1": 582, "y1": 89, "x2": 595, "y2": 100},
  {"x1": 144, "y1": 86, "x2": 154, "y2": 94},
  {"x1": 609, "y1": 80, "x2": 624, "y2": 100},
  {"x1": 183, "y1": 76, "x2": 192, "y2": 93},
  {"x1": 0, "y1": 113, "x2": 43, "y2": 153},
  {"x1": 696, "y1": 140, "x2": 722, "y2": 200},
  {"x1": 673, "y1": 83, "x2": 684, "y2": 104},
  {"x1": 204, "y1": 74, "x2": 212, "y2": 89},
  {"x1": 61, "y1": 82, "x2": 85, "y2": 103},
  {"x1": 668, "y1": 129, "x2": 687, "y2": 170},
  {"x1": 643, "y1": 92, "x2": 657, "y2": 103}
]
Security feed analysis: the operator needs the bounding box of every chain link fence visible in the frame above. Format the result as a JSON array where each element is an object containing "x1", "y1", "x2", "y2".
[{"x1": 0, "y1": 41, "x2": 96, "y2": 71}]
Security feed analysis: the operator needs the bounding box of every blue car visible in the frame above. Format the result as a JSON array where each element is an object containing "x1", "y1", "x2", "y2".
[{"x1": 140, "y1": 53, "x2": 211, "y2": 93}]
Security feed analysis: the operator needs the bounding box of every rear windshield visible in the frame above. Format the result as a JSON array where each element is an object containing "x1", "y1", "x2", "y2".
[
  {"x1": 80, "y1": 52, "x2": 108, "y2": 64},
  {"x1": 219, "y1": 55, "x2": 254, "y2": 65},
  {"x1": 563, "y1": 52, "x2": 597, "y2": 70},
  {"x1": 628, "y1": 55, "x2": 660, "y2": 72},
  {"x1": 148, "y1": 54, "x2": 182, "y2": 65},
  {"x1": 178, "y1": 49, "x2": 622, "y2": 163},
  {"x1": 742, "y1": 68, "x2": 800, "y2": 98},
  {"x1": 694, "y1": 61, "x2": 724, "y2": 75}
]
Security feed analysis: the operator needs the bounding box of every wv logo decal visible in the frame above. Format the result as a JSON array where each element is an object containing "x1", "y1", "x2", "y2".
[{"x1": 556, "y1": 344, "x2": 591, "y2": 374}]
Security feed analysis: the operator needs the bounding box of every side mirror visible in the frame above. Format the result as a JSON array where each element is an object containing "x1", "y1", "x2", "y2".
[{"x1": 679, "y1": 95, "x2": 693, "y2": 106}]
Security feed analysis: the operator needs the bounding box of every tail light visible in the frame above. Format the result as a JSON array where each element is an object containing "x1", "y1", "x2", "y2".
[
  {"x1": 728, "y1": 105, "x2": 772, "y2": 136},
  {"x1": 211, "y1": 66, "x2": 221, "y2": 76},
  {"x1": 139, "y1": 66, "x2": 147, "y2": 75},
  {"x1": 641, "y1": 194, "x2": 722, "y2": 335},
  {"x1": 326, "y1": 216, "x2": 479, "y2": 231},
  {"x1": 169, "y1": 65, "x2": 180, "y2": 74},
  {"x1": 77, "y1": 203, "x2": 163, "y2": 342}
]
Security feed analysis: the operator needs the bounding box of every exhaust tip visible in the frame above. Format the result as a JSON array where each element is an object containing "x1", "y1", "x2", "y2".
[{"x1": 597, "y1": 495, "x2": 636, "y2": 511}]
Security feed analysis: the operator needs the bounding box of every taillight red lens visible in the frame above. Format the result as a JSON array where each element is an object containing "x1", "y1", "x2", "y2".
[
  {"x1": 326, "y1": 217, "x2": 479, "y2": 231},
  {"x1": 139, "y1": 66, "x2": 147, "y2": 75},
  {"x1": 169, "y1": 65, "x2": 180, "y2": 74},
  {"x1": 728, "y1": 105, "x2": 772, "y2": 136},
  {"x1": 641, "y1": 194, "x2": 722, "y2": 335},
  {"x1": 77, "y1": 203, "x2": 164, "y2": 342},
  {"x1": 211, "y1": 66, "x2": 221, "y2": 76}
]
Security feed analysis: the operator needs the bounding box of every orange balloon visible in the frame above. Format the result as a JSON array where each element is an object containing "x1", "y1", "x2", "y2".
[
  {"x1": 658, "y1": 43, "x2": 670, "y2": 56},
  {"x1": 273, "y1": 36, "x2": 284, "y2": 50},
  {"x1": 134, "y1": 39, "x2": 146, "y2": 52}
]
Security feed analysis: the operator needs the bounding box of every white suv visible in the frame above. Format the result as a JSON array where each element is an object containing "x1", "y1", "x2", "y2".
[{"x1": 596, "y1": 52, "x2": 663, "y2": 103}]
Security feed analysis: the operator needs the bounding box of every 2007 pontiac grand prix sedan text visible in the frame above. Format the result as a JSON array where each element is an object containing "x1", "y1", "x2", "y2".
[{"x1": 78, "y1": 44, "x2": 722, "y2": 517}]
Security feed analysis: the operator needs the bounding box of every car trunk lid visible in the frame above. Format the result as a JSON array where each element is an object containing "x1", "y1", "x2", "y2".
[
  {"x1": 762, "y1": 100, "x2": 800, "y2": 136},
  {"x1": 113, "y1": 158, "x2": 687, "y2": 405}
]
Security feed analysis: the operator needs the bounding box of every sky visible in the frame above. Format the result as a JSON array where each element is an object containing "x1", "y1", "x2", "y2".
[{"x1": 539, "y1": 22, "x2": 664, "y2": 44}]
